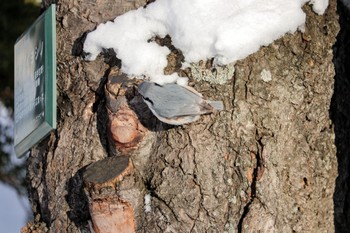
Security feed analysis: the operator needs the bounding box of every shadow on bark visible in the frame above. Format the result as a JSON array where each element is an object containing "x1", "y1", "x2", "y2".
[
  {"x1": 331, "y1": 1, "x2": 350, "y2": 232},
  {"x1": 66, "y1": 167, "x2": 91, "y2": 232}
]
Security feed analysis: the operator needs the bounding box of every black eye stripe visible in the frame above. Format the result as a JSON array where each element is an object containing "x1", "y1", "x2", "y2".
[{"x1": 143, "y1": 96, "x2": 154, "y2": 105}]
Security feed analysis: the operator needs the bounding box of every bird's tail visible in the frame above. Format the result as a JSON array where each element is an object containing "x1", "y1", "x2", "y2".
[{"x1": 208, "y1": 100, "x2": 224, "y2": 111}]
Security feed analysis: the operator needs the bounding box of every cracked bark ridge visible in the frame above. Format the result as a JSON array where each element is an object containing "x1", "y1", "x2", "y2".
[
  {"x1": 83, "y1": 156, "x2": 135, "y2": 233},
  {"x1": 105, "y1": 72, "x2": 147, "y2": 155}
]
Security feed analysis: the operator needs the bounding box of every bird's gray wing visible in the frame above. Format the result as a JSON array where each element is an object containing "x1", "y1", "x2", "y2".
[
  {"x1": 153, "y1": 95, "x2": 213, "y2": 118},
  {"x1": 140, "y1": 82, "x2": 213, "y2": 118}
]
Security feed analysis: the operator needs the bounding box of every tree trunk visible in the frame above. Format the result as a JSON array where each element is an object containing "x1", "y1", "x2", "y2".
[{"x1": 23, "y1": 0, "x2": 348, "y2": 232}]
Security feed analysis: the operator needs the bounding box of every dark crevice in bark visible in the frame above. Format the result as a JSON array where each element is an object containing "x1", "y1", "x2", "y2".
[
  {"x1": 94, "y1": 74, "x2": 109, "y2": 154},
  {"x1": 72, "y1": 32, "x2": 88, "y2": 57},
  {"x1": 237, "y1": 199, "x2": 251, "y2": 233},
  {"x1": 66, "y1": 167, "x2": 90, "y2": 231},
  {"x1": 231, "y1": 71, "x2": 237, "y2": 111},
  {"x1": 39, "y1": 139, "x2": 52, "y2": 227},
  {"x1": 331, "y1": 1, "x2": 350, "y2": 232},
  {"x1": 92, "y1": 75, "x2": 108, "y2": 113},
  {"x1": 101, "y1": 48, "x2": 122, "y2": 68},
  {"x1": 237, "y1": 134, "x2": 263, "y2": 233},
  {"x1": 51, "y1": 130, "x2": 59, "y2": 159}
]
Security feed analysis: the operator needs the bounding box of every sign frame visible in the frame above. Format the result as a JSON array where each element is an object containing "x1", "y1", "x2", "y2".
[{"x1": 14, "y1": 4, "x2": 56, "y2": 157}]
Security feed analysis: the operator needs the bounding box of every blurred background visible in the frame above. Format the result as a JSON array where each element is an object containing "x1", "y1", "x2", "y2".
[{"x1": 0, "y1": 0, "x2": 41, "y2": 232}]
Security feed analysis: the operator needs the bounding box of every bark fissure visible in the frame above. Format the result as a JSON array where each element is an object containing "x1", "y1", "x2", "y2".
[
  {"x1": 237, "y1": 134, "x2": 264, "y2": 232},
  {"x1": 144, "y1": 174, "x2": 181, "y2": 225},
  {"x1": 231, "y1": 71, "x2": 237, "y2": 110},
  {"x1": 40, "y1": 151, "x2": 52, "y2": 226},
  {"x1": 237, "y1": 199, "x2": 252, "y2": 233},
  {"x1": 153, "y1": 191, "x2": 181, "y2": 223},
  {"x1": 92, "y1": 75, "x2": 108, "y2": 113}
]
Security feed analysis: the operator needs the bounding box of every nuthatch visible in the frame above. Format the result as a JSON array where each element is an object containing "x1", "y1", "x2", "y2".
[{"x1": 138, "y1": 81, "x2": 224, "y2": 125}]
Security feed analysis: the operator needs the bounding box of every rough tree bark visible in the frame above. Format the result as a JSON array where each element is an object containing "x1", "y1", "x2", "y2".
[{"x1": 22, "y1": 0, "x2": 349, "y2": 232}]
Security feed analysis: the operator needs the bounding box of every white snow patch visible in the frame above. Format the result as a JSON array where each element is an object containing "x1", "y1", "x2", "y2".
[
  {"x1": 307, "y1": 0, "x2": 329, "y2": 14},
  {"x1": 84, "y1": 0, "x2": 329, "y2": 84}
]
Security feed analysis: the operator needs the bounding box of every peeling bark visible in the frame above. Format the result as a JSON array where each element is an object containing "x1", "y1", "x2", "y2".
[{"x1": 23, "y1": 0, "x2": 346, "y2": 232}]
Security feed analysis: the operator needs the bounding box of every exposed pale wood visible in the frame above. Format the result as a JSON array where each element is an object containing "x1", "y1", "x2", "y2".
[
  {"x1": 84, "y1": 156, "x2": 135, "y2": 232},
  {"x1": 105, "y1": 74, "x2": 147, "y2": 155},
  {"x1": 90, "y1": 198, "x2": 135, "y2": 233}
]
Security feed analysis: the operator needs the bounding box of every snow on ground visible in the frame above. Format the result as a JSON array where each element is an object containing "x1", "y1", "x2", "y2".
[
  {"x1": 0, "y1": 101, "x2": 30, "y2": 232},
  {"x1": 84, "y1": 0, "x2": 328, "y2": 84},
  {"x1": 0, "y1": 101, "x2": 15, "y2": 156},
  {"x1": 0, "y1": 183, "x2": 30, "y2": 233}
]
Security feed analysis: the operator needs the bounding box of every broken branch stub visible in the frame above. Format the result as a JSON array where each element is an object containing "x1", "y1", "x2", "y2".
[
  {"x1": 83, "y1": 156, "x2": 135, "y2": 233},
  {"x1": 84, "y1": 156, "x2": 133, "y2": 190},
  {"x1": 89, "y1": 198, "x2": 135, "y2": 233},
  {"x1": 105, "y1": 72, "x2": 146, "y2": 155}
]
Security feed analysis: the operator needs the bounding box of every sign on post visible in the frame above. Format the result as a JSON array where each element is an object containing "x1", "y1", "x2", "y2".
[{"x1": 14, "y1": 5, "x2": 56, "y2": 157}]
